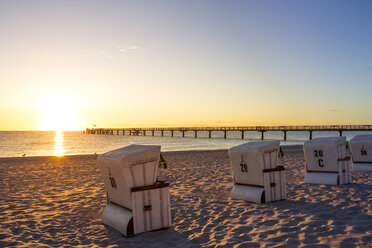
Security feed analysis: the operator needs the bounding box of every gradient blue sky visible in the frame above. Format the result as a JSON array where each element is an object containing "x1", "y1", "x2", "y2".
[{"x1": 0, "y1": 0, "x2": 371, "y2": 130}]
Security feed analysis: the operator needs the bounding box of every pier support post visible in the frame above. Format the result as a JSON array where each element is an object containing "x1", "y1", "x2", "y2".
[
  {"x1": 260, "y1": 131, "x2": 264, "y2": 140},
  {"x1": 224, "y1": 130, "x2": 227, "y2": 139},
  {"x1": 283, "y1": 131, "x2": 287, "y2": 140},
  {"x1": 143, "y1": 131, "x2": 146, "y2": 136},
  {"x1": 129, "y1": 130, "x2": 132, "y2": 136},
  {"x1": 339, "y1": 130, "x2": 343, "y2": 136},
  {"x1": 241, "y1": 131, "x2": 244, "y2": 139},
  {"x1": 117, "y1": 130, "x2": 119, "y2": 135},
  {"x1": 171, "y1": 130, "x2": 174, "y2": 137},
  {"x1": 111, "y1": 130, "x2": 113, "y2": 135},
  {"x1": 309, "y1": 131, "x2": 312, "y2": 140},
  {"x1": 209, "y1": 131, "x2": 212, "y2": 138},
  {"x1": 161, "y1": 130, "x2": 164, "y2": 137},
  {"x1": 152, "y1": 130, "x2": 154, "y2": 136},
  {"x1": 194, "y1": 131, "x2": 197, "y2": 138},
  {"x1": 182, "y1": 131, "x2": 185, "y2": 137}
]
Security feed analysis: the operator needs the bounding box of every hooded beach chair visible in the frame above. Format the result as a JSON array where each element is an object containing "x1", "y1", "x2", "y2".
[
  {"x1": 97, "y1": 145, "x2": 171, "y2": 236},
  {"x1": 350, "y1": 134, "x2": 372, "y2": 171},
  {"x1": 304, "y1": 137, "x2": 352, "y2": 185},
  {"x1": 229, "y1": 140, "x2": 287, "y2": 203}
]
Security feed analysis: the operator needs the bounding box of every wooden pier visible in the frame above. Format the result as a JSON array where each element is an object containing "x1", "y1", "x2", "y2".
[{"x1": 85, "y1": 125, "x2": 372, "y2": 140}]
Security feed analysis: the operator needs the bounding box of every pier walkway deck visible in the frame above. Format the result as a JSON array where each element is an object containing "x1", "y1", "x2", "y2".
[{"x1": 85, "y1": 125, "x2": 372, "y2": 140}]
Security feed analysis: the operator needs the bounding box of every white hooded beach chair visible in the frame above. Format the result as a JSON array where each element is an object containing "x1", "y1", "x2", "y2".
[
  {"x1": 304, "y1": 137, "x2": 352, "y2": 185},
  {"x1": 350, "y1": 134, "x2": 372, "y2": 171},
  {"x1": 229, "y1": 141, "x2": 287, "y2": 203},
  {"x1": 97, "y1": 145, "x2": 171, "y2": 236}
]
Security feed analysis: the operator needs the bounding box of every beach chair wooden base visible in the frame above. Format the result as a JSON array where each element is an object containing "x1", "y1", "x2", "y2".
[
  {"x1": 353, "y1": 162, "x2": 372, "y2": 172},
  {"x1": 231, "y1": 166, "x2": 287, "y2": 203},
  {"x1": 102, "y1": 181, "x2": 171, "y2": 236},
  {"x1": 131, "y1": 181, "x2": 172, "y2": 235},
  {"x1": 305, "y1": 158, "x2": 352, "y2": 185},
  {"x1": 263, "y1": 167, "x2": 287, "y2": 202}
]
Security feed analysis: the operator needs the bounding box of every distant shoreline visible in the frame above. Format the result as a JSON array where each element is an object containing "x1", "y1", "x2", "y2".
[{"x1": 0, "y1": 144, "x2": 304, "y2": 159}]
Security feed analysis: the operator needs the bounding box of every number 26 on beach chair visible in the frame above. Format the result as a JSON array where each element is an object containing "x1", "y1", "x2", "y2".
[{"x1": 229, "y1": 141, "x2": 287, "y2": 203}]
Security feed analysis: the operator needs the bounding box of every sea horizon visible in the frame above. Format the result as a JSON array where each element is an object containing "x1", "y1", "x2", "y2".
[{"x1": 1, "y1": 130, "x2": 372, "y2": 158}]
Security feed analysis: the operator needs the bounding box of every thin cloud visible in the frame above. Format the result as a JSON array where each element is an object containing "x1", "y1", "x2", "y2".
[
  {"x1": 117, "y1": 45, "x2": 140, "y2": 53},
  {"x1": 101, "y1": 45, "x2": 140, "y2": 59}
]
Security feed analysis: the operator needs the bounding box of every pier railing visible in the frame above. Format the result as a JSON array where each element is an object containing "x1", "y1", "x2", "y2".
[
  {"x1": 85, "y1": 125, "x2": 372, "y2": 140},
  {"x1": 120, "y1": 125, "x2": 372, "y2": 131}
]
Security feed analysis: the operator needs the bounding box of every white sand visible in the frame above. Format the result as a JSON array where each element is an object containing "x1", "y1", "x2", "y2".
[{"x1": 0, "y1": 147, "x2": 371, "y2": 247}]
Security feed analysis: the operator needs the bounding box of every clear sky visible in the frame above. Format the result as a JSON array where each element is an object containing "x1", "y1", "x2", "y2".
[{"x1": 0, "y1": 0, "x2": 371, "y2": 130}]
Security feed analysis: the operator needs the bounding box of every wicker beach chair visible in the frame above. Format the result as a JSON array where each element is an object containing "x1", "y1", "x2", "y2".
[
  {"x1": 350, "y1": 134, "x2": 372, "y2": 171},
  {"x1": 229, "y1": 141, "x2": 287, "y2": 203},
  {"x1": 304, "y1": 137, "x2": 352, "y2": 185},
  {"x1": 97, "y1": 145, "x2": 171, "y2": 236}
]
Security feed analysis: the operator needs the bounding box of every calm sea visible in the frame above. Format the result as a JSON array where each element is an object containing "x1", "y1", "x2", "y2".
[{"x1": 1, "y1": 130, "x2": 372, "y2": 158}]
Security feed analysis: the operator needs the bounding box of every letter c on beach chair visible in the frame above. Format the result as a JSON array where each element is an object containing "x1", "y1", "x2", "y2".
[
  {"x1": 229, "y1": 141, "x2": 287, "y2": 203},
  {"x1": 97, "y1": 145, "x2": 172, "y2": 236},
  {"x1": 304, "y1": 137, "x2": 352, "y2": 185}
]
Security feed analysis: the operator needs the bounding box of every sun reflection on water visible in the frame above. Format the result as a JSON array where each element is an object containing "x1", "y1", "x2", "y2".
[{"x1": 54, "y1": 131, "x2": 64, "y2": 156}]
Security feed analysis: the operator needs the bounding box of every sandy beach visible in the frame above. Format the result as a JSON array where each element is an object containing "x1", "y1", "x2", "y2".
[{"x1": 0, "y1": 146, "x2": 371, "y2": 247}]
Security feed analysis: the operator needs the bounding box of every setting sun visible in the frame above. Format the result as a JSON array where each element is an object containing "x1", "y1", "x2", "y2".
[{"x1": 39, "y1": 95, "x2": 81, "y2": 131}]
